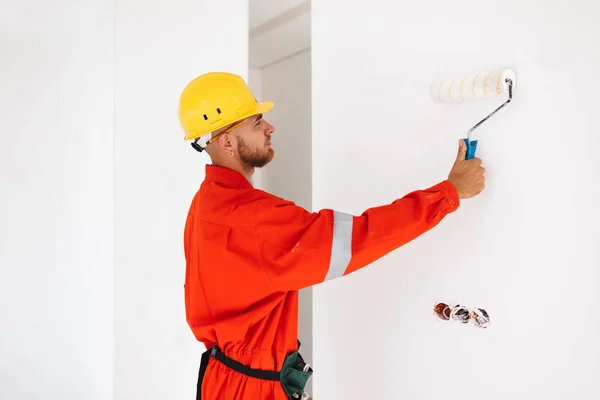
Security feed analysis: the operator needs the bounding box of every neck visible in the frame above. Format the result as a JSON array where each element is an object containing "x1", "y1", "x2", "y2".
[{"x1": 211, "y1": 158, "x2": 254, "y2": 183}]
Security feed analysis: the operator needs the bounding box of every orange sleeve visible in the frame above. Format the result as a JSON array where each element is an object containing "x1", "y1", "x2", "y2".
[{"x1": 253, "y1": 180, "x2": 460, "y2": 291}]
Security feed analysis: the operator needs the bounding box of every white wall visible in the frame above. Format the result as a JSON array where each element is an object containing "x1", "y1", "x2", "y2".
[
  {"x1": 0, "y1": 1, "x2": 115, "y2": 398},
  {"x1": 247, "y1": 67, "x2": 264, "y2": 189},
  {"x1": 259, "y1": 50, "x2": 312, "y2": 210},
  {"x1": 254, "y1": 49, "x2": 313, "y2": 394},
  {"x1": 1, "y1": 0, "x2": 248, "y2": 399},
  {"x1": 114, "y1": 0, "x2": 248, "y2": 399},
  {"x1": 312, "y1": 1, "x2": 600, "y2": 399}
]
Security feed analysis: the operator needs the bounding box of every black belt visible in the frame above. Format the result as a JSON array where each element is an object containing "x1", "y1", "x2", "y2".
[
  {"x1": 197, "y1": 341, "x2": 311, "y2": 400},
  {"x1": 196, "y1": 346, "x2": 281, "y2": 400}
]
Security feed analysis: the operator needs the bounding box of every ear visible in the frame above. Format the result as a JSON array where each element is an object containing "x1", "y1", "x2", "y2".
[{"x1": 217, "y1": 133, "x2": 235, "y2": 153}]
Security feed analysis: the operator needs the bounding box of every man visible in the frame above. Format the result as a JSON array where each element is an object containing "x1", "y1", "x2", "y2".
[{"x1": 178, "y1": 72, "x2": 485, "y2": 399}]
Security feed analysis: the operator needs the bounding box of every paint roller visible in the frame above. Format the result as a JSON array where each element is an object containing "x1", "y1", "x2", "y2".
[{"x1": 429, "y1": 68, "x2": 516, "y2": 160}]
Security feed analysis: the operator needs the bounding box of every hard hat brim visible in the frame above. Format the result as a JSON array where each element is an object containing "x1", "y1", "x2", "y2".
[{"x1": 254, "y1": 101, "x2": 274, "y2": 115}]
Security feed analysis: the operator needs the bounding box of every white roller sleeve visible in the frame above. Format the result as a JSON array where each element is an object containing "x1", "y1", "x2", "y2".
[{"x1": 429, "y1": 68, "x2": 516, "y2": 103}]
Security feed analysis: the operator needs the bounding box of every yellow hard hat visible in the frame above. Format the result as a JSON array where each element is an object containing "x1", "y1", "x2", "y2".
[{"x1": 178, "y1": 72, "x2": 274, "y2": 141}]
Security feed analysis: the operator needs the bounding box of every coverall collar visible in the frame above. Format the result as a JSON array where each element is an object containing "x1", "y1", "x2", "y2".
[{"x1": 205, "y1": 165, "x2": 253, "y2": 189}]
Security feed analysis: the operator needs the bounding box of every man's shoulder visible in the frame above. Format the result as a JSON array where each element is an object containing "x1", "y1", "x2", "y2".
[
  {"x1": 192, "y1": 185, "x2": 297, "y2": 223},
  {"x1": 251, "y1": 188, "x2": 299, "y2": 210}
]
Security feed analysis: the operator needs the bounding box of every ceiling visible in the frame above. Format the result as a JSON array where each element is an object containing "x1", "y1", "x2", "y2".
[
  {"x1": 248, "y1": 0, "x2": 310, "y2": 68},
  {"x1": 249, "y1": 0, "x2": 307, "y2": 29}
]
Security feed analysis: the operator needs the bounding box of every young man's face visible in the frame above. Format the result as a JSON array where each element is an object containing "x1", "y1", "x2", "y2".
[{"x1": 234, "y1": 114, "x2": 275, "y2": 169}]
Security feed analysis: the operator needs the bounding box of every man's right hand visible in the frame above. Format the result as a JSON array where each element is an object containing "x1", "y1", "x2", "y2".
[{"x1": 447, "y1": 139, "x2": 486, "y2": 199}]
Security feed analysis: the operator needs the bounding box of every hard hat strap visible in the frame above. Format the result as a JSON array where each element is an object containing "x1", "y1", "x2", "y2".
[{"x1": 190, "y1": 119, "x2": 245, "y2": 153}]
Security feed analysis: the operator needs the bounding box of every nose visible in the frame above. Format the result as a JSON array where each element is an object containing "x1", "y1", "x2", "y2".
[{"x1": 264, "y1": 120, "x2": 275, "y2": 136}]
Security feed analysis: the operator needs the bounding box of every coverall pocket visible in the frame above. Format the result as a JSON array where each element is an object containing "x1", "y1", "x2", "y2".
[{"x1": 280, "y1": 350, "x2": 312, "y2": 399}]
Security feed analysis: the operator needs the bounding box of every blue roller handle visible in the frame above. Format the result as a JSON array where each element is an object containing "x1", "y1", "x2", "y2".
[{"x1": 463, "y1": 138, "x2": 478, "y2": 160}]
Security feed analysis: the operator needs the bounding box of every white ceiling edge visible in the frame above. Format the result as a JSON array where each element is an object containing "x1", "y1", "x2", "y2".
[
  {"x1": 250, "y1": 1, "x2": 309, "y2": 38},
  {"x1": 249, "y1": 1, "x2": 310, "y2": 69},
  {"x1": 249, "y1": 0, "x2": 309, "y2": 30}
]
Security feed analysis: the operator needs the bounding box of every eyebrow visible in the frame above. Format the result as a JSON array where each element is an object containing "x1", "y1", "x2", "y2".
[{"x1": 254, "y1": 114, "x2": 263, "y2": 122}]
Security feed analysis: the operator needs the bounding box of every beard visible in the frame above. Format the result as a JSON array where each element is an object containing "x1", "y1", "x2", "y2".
[{"x1": 237, "y1": 137, "x2": 274, "y2": 169}]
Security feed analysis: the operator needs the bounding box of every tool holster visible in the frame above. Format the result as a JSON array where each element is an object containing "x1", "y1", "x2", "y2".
[{"x1": 196, "y1": 341, "x2": 312, "y2": 399}]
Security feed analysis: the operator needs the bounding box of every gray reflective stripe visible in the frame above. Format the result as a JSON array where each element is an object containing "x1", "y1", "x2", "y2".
[{"x1": 324, "y1": 211, "x2": 353, "y2": 281}]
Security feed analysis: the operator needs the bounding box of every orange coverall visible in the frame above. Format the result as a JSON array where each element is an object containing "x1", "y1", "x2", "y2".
[{"x1": 184, "y1": 165, "x2": 460, "y2": 399}]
